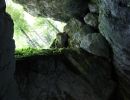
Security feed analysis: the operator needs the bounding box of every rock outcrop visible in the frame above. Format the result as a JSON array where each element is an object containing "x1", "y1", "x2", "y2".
[
  {"x1": 14, "y1": 0, "x2": 89, "y2": 22},
  {"x1": 64, "y1": 18, "x2": 95, "y2": 48},
  {"x1": 80, "y1": 33, "x2": 110, "y2": 58},
  {"x1": 88, "y1": 3, "x2": 99, "y2": 13},
  {"x1": 15, "y1": 49, "x2": 115, "y2": 100},
  {"x1": 99, "y1": 0, "x2": 130, "y2": 99}
]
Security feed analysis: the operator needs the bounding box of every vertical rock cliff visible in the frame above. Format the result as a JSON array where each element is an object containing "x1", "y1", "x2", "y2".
[
  {"x1": 0, "y1": 1, "x2": 19, "y2": 99},
  {"x1": 99, "y1": 0, "x2": 130, "y2": 99}
]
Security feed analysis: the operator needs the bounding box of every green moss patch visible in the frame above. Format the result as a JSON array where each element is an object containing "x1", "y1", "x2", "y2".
[{"x1": 15, "y1": 47, "x2": 79, "y2": 59}]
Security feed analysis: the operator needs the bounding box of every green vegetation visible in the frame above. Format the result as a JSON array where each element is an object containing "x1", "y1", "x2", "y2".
[
  {"x1": 6, "y1": 0, "x2": 66, "y2": 49},
  {"x1": 15, "y1": 48, "x2": 77, "y2": 58},
  {"x1": 6, "y1": 1, "x2": 29, "y2": 35},
  {"x1": 15, "y1": 48, "x2": 43, "y2": 58}
]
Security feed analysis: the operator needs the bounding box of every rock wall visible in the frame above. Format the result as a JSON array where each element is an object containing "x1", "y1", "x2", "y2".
[
  {"x1": 15, "y1": 49, "x2": 115, "y2": 100},
  {"x1": 0, "y1": 1, "x2": 20, "y2": 100},
  {"x1": 99, "y1": 0, "x2": 130, "y2": 99},
  {"x1": 14, "y1": 0, "x2": 89, "y2": 22}
]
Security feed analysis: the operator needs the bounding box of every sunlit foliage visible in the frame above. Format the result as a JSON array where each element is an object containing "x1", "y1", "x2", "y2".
[
  {"x1": 6, "y1": 1, "x2": 29, "y2": 34},
  {"x1": 6, "y1": 0, "x2": 66, "y2": 49}
]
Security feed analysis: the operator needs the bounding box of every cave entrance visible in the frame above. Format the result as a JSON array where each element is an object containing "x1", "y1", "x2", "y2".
[{"x1": 6, "y1": 0, "x2": 66, "y2": 50}]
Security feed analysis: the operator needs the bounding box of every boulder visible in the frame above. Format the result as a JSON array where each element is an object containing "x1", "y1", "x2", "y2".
[
  {"x1": 64, "y1": 18, "x2": 94, "y2": 47},
  {"x1": 80, "y1": 33, "x2": 110, "y2": 58},
  {"x1": 84, "y1": 13, "x2": 98, "y2": 28}
]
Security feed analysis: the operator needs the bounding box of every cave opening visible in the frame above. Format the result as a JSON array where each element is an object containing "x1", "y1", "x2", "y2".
[{"x1": 6, "y1": 0, "x2": 66, "y2": 50}]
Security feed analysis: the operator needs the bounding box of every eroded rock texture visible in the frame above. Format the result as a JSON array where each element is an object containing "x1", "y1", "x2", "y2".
[
  {"x1": 80, "y1": 33, "x2": 110, "y2": 58},
  {"x1": 3, "y1": 0, "x2": 130, "y2": 99},
  {"x1": 64, "y1": 18, "x2": 95, "y2": 48},
  {"x1": 99, "y1": 0, "x2": 130, "y2": 99},
  {"x1": 15, "y1": 49, "x2": 115, "y2": 100},
  {"x1": 84, "y1": 13, "x2": 98, "y2": 28},
  {"x1": 14, "y1": 0, "x2": 89, "y2": 22}
]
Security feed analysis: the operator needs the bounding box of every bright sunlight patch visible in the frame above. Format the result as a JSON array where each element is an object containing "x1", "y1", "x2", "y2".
[{"x1": 6, "y1": 0, "x2": 66, "y2": 49}]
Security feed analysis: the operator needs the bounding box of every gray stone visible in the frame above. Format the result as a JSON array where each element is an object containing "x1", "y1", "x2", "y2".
[
  {"x1": 4, "y1": 0, "x2": 130, "y2": 99},
  {"x1": 88, "y1": 3, "x2": 99, "y2": 13},
  {"x1": 99, "y1": 0, "x2": 130, "y2": 99},
  {"x1": 64, "y1": 18, "x2": 94, "y2": 47},
  {"x1": 14, "y1": 0, "x2": 89, "y2": 22},
  {"x1": 80, "y1": 33, "x2": 110, "y2": 58},
  {"x1": 84, "y1": 13, "x2": 98, "y2": 27}
]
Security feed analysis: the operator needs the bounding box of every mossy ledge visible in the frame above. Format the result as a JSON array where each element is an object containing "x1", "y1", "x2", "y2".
[
  {"x1": 15, "y1": 48, "x2": 116, "y2": 100},
  {"x1": 15, "y1": 48, "x2": 79, "y2": 59}
]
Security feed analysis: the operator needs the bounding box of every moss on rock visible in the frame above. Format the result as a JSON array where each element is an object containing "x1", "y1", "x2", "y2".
[{"x1": 15, "y1": 47, "x2": 79, "y2": 59}]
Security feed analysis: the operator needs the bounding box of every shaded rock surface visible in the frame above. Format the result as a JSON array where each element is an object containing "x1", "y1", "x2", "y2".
[
  {"x1": 14, "y1": 0, "x2": 89, "y2": 22},
  {"x1": 88, "y1": 3, "x2": 99, "y2": 13},
  {"x1": 15, "y1": 49, "x2": 115, "y2": 100},
  {"x1": 84, "y1": 13, "x2": 98, "y2": 28},
  {"x1": 0, "y1": 9, "x2": 20, "y2": 100},
  {"x1": 64, "y1": 18, "x2": 95, "y2": 48},
  {"x1": 50, "y1": 32, "x2": 69, "y2": 48},
  {"x1": 80, "y1": 33, "x2": 110, "y2": 58},
  {"x1": 89, "y1": 0, "x2": 98, "y2": 4},
  {"x1": 99, "y1": 0, "x2": 130, "y2": 99},
  {"x1": 1, "y1": 0, "x2": 130, "y2": 99}
]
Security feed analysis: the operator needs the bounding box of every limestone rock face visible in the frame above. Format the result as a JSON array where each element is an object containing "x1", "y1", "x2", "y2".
[
  {"x1": 99, "y1": 0, "x2": 130, "y2": 99},
  {"x1": 64, "y1": 18, "x2": 94, "y2": 47},
  {"x1": 80, "y1": 33, "x2": 110, "y2": 58},
  {"x1": 14, "y1": 0, "x2": 89, "y2": 22},
  {"x1": 15, "y1": 49, "x2": 115, "y2": 100},
  {"x1": 84, "y1": 13, "x2": 98, "y2": 28}
]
